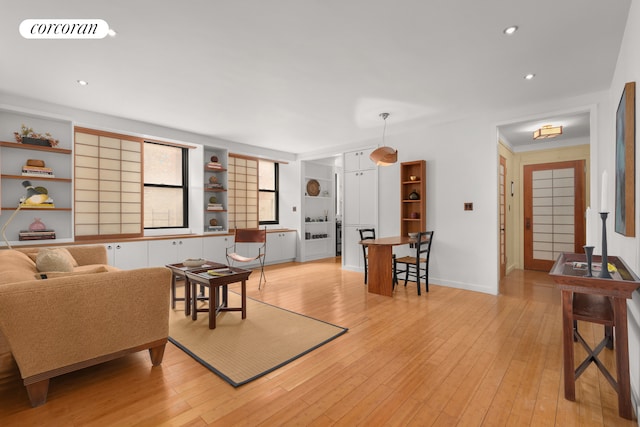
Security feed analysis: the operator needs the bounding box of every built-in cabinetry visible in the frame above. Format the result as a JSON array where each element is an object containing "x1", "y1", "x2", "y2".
[
  {"x1": 342, "y1": 147, "x2": 377, "y2": 271},
  {"x1": 202, "y1": 234, "x2": 234, "y2": 263},
  {"x1": 266, "y1": 230, "x2": 297, "y2": 264},
  {"x1": 147, "y1": 237, "x2": 204, "y2": 266},
  {"x1": 203, "y1": 146, "x2": 228, "y2": 234},
  {"x1": 104, "y1": 241, "x2": 149, "y2": 270},
  {"x1": 0, "y1": 109, "x2": 74, "y2": 246},
  {"x1": 301, "y1": 161, "x2": 335, "y2": 261},
  {"x1": 400, "y1": 160, "x2": 426, "y2": 235}
]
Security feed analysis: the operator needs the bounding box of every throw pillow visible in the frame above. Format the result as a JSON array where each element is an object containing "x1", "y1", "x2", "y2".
[
  {"x1": 36, "y1": 249, "x2": 75, "y2": 272},
  {"x1": 27, "y1": 247, "x2": 78, "y2": 267},
  {"x1": 35, "y1": 265, "x2": 109, "y2": 280}
]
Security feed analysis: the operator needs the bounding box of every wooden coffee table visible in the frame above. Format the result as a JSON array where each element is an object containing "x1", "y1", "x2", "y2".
[
  {"x1": 185, "y1": 266, "x2": 252, "y2": 329},
  {"x1": 165, "y1": 261, "x2": 226, "y2": 315}
]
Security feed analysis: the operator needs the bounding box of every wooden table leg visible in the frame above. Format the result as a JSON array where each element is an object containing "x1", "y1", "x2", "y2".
[
  {"x1": 209, "y1": 284, "x2": 218, "y2": 329},
  {"x1": 561, "y1": 290, "x2": 575, "y2": 401},
  {"x1": 367, "y1": 245, "x2": 393, "y2": 296},
  {"x1": 171, "y1": 274, "x2": 177, "y2": 309},
  {"x1": 241, "y1": 279, "x2": 246, "y2": 319},
  {"x1": 613, "y1": 297, "x2": 633, "y2": 419},
  {"x1": 184, "y1": 277, "x2": 191, "y2": 317}
]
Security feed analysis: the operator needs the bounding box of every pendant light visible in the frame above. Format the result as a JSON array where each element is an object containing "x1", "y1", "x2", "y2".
[{"x1": 369, "y1": 112, "x2": 398, "y2": 166}]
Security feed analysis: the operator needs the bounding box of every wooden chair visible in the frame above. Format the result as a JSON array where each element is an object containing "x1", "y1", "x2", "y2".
[
  {"x1": 359, "y1": 228, "x2": 397, "y2": 286},
  {"x1": 393, "y1": 231, "x2": 433, "y2": 295},
  {"x1": 358, "y1": 228, "x2": 376, "y2": 284},
  {"x1": 226, "y1": 228, "x2": 267, "y2": 289}
]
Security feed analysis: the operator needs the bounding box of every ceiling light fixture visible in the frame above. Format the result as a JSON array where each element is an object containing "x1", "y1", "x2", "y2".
[
  {"x1": 107, "y1": 28, "x2": 117, "y2": 37},
  {"x1": 533, "y1": 124, "x2": 563, "y2": 140},
  {"x1": 77, "y1": 80, "x2": 88, "y2": 86},
  {"x1": 369, "y1": 112, "x2": 398, "y2": 166},
  {"x1": 503, "y1": 25, "x2": 518, "y2": 35},
  {"x1": 524, "y1": 73, "x2": 535, "y2": 80}
]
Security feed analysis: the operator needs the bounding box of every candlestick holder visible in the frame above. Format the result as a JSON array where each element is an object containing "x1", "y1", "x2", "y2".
[
  {"x1": 599, "y1": 212, "x2": 612, "y2": 279},
  {"x1": 583, "y1": 245, "x2": 594, "y2": 277}
]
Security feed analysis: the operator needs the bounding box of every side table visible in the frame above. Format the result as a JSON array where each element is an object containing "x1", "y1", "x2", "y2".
[
  {"x1": 185, "y1": 266, "x2": 251, "y2": 329},
  {"x1": 166, "y1": 261, "x2": 226, "y2": 315},
  {"x1": 549, "y1": 252, "x2": 640, "y2": 420}
]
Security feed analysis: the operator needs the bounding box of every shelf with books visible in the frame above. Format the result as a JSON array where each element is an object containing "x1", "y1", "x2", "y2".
[
  {"x1": 203, "y1": 148, "x2": 228, "y2": 234},
  {"x1": 0, "y1": 108, "x2": 74, "y2": 246}
]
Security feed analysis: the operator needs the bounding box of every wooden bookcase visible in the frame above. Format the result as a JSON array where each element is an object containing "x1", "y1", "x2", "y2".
[{"x1": 400, "y1": 160, "x2": 426, "y2": 236}]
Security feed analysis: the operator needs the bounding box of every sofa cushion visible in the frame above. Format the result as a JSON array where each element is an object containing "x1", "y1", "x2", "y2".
[
  {"x1": 35, "y1": 265, "x2": 110, "y2": 280},
  {"x1": 0, "y1": 251, "x2": 37, "y2": 284},
  {"x1": 35, "y1": 248, "x2": 76, "y2": 272}
]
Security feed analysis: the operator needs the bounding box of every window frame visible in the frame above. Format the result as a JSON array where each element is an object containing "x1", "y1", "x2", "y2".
[
  {"x1": 143, "y1": 141, "x2": 189, "y2": 229},
  {"x1": 259, "y1": 160, "x2": 279, "y2": 225}
]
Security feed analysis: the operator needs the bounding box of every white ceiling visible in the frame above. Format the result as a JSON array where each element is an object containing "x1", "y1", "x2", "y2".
[{"x1": 0, "y1": 0, "x2": 631, "y2": 154}]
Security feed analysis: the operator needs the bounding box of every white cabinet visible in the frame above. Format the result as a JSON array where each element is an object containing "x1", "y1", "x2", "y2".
[
  {"x1": 202, "y1": 234, "x2": 234, "y2": 264},
  {"x1": 344, "y1": 226, "x2": 365, "y2": 270},
  {"x1": 147, "y1": 237, "x2": 203, "y2": 267},
  {"x1": 105, "y1": 241, "x2": 148, "y2": 270},
  {"x1": 342, "y1": 148, "x2": 377, "y2": 271},
  {"x1": 343, "y1": 169, "x2": 377, "y2": 226},
  {"x1": 266, "y1": 230, "x2": 297, "y2": 264},
  {"x1": 344, "y1": 148, "x2": 375, "y2": 172}
]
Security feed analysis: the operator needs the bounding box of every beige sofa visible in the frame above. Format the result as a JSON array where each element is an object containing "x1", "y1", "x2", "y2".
[{"x1": 0, "y1": 245, "x2": 171, "y2": 407}]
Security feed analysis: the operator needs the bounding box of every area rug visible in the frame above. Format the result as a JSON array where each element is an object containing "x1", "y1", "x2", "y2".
[{"x1": 168, "y1": 292, "x2": 348, "y2": 386}]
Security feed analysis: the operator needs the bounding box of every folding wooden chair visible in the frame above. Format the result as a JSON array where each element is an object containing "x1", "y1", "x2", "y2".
[{"x1": 226, "y1": 228, "x2": 267, "y2": 289}]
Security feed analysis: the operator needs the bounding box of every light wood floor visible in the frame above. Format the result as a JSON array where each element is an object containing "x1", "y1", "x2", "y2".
[{"x1": 0, "y1": 259, "x2": 636, "y2": 426}]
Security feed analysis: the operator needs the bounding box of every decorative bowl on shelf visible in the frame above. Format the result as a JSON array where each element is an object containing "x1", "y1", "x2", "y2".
[
  {"x1": 183, "y1": 258, "x2": 206, "y2": 267},
  {"x1": 409, "y1": 175, "x2": 418, "y2": 181},
  {"x1": 408, "y1": 232, "x2": 419, "y2": 238}
]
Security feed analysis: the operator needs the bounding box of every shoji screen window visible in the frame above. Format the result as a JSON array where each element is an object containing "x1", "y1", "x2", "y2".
[
  {"x1": 228, "y1": 154, "x2": 258, "y2": 229},
  {"x1": 74, "y1": 128, "x2": 142, "y2": 239}
]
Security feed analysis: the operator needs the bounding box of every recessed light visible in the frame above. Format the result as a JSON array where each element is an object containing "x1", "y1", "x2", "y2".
[
  {"x1": 503, "y1": 26, "x2": 518, "y2": 35},
  {"x1": 524, "y1": 73, "x2": 536, "y2": 80},
  {"x1": 107, "y1": 28, "x2": 117, "y2": 37},
  {"x1": 77, "y1": 80, "x2": 89, "y2": 86}
]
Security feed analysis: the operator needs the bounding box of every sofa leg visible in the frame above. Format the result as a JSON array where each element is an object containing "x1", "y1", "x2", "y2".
[
  {"x1": 26, "y1": 378, "x2": 49, "y2": 407},
  {"x1": 149, "y1": 343, "x2": 166, "y2": 366}
]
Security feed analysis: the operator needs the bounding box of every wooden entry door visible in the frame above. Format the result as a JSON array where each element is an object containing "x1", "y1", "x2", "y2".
[{"x1": 524, "y1": 160, "x2": 585, "y2": 271}]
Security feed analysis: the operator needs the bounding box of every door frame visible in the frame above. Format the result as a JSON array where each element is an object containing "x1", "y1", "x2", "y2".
[{"x1": 523, "y1": 160, "x2": 586, "y2": 271}]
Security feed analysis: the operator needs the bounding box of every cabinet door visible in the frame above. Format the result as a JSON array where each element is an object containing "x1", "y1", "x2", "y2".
[
  {"x1": 343, "y1": 170, "x2": 360, "y2": 225},
  {"x1": 265, "y1": 231, "x2": 297, "y2": 264},
  {"x1": 202, "y1": 234, "x2": 234, "y2": 264},
  {"x1": 148, "y1": 238, "x2": 203, "y2": 266},
  {"x1": 343, "y1": 226, "x2": 364, "y2": 270},
  {"x1": 105, "y1": 241, "x2": 148, "y2": 269},
  {"x1": 345, "y1": 148, "x2": 375, "y2": 172},
  {"x1": 280, "y1": 231, "x2": 297, "y2": 260},
  {"x1": 358, "y1": 169, "x2": 377, "y2": 226}
]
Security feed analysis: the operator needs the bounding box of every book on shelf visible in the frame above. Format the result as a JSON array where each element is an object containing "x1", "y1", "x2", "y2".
[
  {"x1": 206, "y1": 162, "x2": 224, "y2": 169},
  {"x1": 208, "y1": 225, "x2": 224, "y2": 231},
  {"x1": 19, "y1": 230, "x2": 56, "y2": 241},
  {"x1": 22, "y1": 165, "x2": 54, "y2": 176},
  {"x1": 207, "y1": 203, "x2": 224, "y2": 211}
]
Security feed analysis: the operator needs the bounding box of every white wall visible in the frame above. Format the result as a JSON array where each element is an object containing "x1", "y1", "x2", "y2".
[
  {"x1": 607, "y1": 0, "x2": 640, "y2": 415},
  {"x1": 377, "y1": 116, "x2": 500, "y2": 294}
]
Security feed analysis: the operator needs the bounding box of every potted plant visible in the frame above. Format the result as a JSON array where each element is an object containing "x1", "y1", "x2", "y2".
[{"x1": 14, "y1": 124, "x2": 59, "y2": 147}]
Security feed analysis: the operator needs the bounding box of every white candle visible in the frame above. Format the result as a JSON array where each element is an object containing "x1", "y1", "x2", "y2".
[
  {"x1": 585, "y1": 207, "x2": 592, "y2": 246},
  {"x1": 600, "y1": 170, "x2": 608, "y2": 212}
]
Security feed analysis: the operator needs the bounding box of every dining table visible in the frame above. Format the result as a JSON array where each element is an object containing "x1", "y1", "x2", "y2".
[{"x1": 359, "y1": 235, "x2": 418, "y2": 296}]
